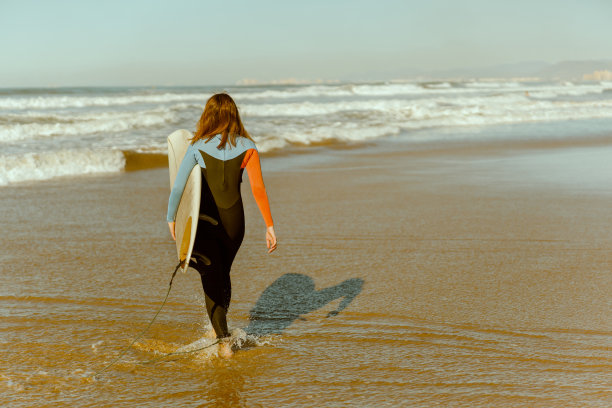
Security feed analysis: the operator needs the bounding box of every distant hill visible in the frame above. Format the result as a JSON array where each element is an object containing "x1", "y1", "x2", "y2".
[{"x1": 534, "y1": 60, "x2": 612, "y2": 80}]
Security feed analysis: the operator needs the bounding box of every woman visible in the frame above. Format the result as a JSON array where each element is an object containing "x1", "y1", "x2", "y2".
[{"x1": 166, "y1": 93, "x2": 277, "y2": 358}]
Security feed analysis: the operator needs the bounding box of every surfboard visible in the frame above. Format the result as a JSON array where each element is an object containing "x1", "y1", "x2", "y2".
[{"x1": 167, "y1": 129, "x2": 201, "y2": 273}]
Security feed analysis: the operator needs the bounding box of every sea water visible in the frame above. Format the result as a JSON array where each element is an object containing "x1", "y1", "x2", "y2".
[{"x1": 1, "y1": 80, "x2": 612, "y2": 185}]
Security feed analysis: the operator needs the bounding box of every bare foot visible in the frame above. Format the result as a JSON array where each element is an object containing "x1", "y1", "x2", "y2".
[{"x1": 218, "y1": 340, "x2": 233, "y2": 359}]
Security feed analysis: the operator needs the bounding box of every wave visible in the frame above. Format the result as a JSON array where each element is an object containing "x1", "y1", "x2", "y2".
[
  {"x1": 233, "y1": 82, "x2": 484, "y2": 100},
  {"x1": 0, "y1": 147, "x2": 183, "y2": 185},
  {"x1": 240, "y1": 94, "x2": 612, "y2": 121},
  {"x1": 1, "y1": 82, "x2": 608, "y2": 112},
  {"x1": 350, "y1": 83, "x2": 425, "y2": 95},
  {"x1": 0, "y1": 149, "x2": 125, "y2": 186},
  {"x1": 241, "y1": 99, "x2": 408, "y2": 117},
  {"x1": 529, "y1": 85, "x2": 605, "y2": 99},
  {"x1": 0, "y1": 125, "x2": 402, "y2": 185},
  {"x1": 0, "y1": 93, "x2": 210, "y2": 110},
  {"x1": 465, "y1": 81, "x2": 521, "y2": 88},
  {"x1": 2, "y1": 92, "x2": 612, "y2": 152},
  {"x1": 0, "y1": 106, "x2": 186, "y2": 143},
  {"x1": 233, "y1": 85, "x2": 354, "y2": 100},
  {"x1": 229, "y1": 83, "x2": 437, "y2": 100},
  {"x1": 253, "y1": 124, "x2": 401, "y2": 152},
  {"x1": 1, "y1": 80, "x2": 611, "y2": 186},
  {"x1": 243, "y1": 95, "x2": 612, "y2": 151},
  {"x1": 238, "y1": 82, "x2": 607, "y2": 100},
  {"x1": 424, "y1": 82, "x2": 453, "y2": 89}
]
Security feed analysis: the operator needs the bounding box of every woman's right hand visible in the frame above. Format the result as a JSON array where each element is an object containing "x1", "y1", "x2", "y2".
[
  {"x1": 168, "y1": 221, "x2": 176, "y2": 241},
  {"x1": 266, "y1": 226, "x2": 277, "y2": 253}
]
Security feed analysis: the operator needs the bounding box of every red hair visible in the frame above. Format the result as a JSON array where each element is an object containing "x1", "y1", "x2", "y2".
[{"x1": 191, "y1": 93, "x2": 252, "y2": 148}]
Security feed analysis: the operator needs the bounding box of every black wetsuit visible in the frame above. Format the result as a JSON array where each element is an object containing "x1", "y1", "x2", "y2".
[{"x1": 167, "y1": 135, "x2": 273, "y2": 339}]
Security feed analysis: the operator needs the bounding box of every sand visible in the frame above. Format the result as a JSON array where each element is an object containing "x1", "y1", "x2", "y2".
[{"x1": 1, "y1": 137, "x2": 611, "y2": 407}]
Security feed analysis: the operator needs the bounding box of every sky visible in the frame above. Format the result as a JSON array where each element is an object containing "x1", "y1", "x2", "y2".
[{"x1": 0, "y1": 0, "x2": 610, "y2": 86}]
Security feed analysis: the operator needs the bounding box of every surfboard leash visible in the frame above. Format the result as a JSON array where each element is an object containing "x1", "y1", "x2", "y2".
[
  {"x1": 137, "y1": 339, "x2": 222, "y2": 365},
  {"x1": 93, "y1": 260, "x2": 184, "y2": 379}
]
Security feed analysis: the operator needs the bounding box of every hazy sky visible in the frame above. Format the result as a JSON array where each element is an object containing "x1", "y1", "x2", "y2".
[{"x1": 1, "y1": 0, "x2": 610, "y2": 86}]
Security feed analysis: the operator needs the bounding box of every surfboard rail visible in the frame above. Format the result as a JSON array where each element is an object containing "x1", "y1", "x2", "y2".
[{"x1": 167, "y1": 129, "x2": 201, "y2": 273}]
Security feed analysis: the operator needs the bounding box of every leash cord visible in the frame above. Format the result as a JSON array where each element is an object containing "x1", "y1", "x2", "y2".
[
  {"x1": 138, "y1": 339, "x2": 221, "y2": 365},
  {"x1": 93, "y1": 261, "x2": 183, "y2": 379}
]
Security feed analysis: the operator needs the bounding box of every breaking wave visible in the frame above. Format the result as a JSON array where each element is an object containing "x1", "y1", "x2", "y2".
[
  {"x1": 0, "y1": 149, "x2": 126, "y2": 186},
  {"x1": 1, "y1": 80, "x2": 612, "y2": 186}
]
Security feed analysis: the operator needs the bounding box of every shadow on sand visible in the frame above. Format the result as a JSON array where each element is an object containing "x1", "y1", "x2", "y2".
[{"x1": 245, "y1": 273, "x2": 364, "y2": 336}]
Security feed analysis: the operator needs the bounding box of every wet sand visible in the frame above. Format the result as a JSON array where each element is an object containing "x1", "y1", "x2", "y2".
[{"x1": 1, "y1": 138, "x2": 612, "y2": 407}]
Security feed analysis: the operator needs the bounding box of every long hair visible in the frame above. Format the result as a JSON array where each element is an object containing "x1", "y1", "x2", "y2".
[{"x1": 191, "y1": 93, "x2": 253, "y2": 148}]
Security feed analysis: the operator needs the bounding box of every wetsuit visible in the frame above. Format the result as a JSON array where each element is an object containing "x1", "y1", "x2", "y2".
[{"x1": 166, "y1": 134, "x2": 273, "y2": 338}]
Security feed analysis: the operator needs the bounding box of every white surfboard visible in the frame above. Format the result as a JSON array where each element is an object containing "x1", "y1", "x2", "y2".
[{"x1": 168, "y1": 129, "x2": 201, "y2": 273}]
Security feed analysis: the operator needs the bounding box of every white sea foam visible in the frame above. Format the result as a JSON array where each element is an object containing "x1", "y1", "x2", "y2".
[
  {"x1": 234, "y1": 82, "x2": 474, "y2": 100},
  {"x1": 0, "y1": 108, "x2": 183, "y2": 143},
  {"x1": 0, "y1": 149, "x2": 125, "y2": 186},
  {"x1": 234, "y1": 85, "x2": 354, "y2": 100},
  {"x1": 173, "y1": 337, "x2": 219, "y2": 360},
  {"x1": 529, "y1": 85, "x2": 604, "y2": 99},
  {"x1": 172, "y1": 328, "x2": 272, "y2": 360},
  {"x1": 0, "y1": 93, "x2": 209, "y2": 110},
  {"x1": 0, "y1": 82, "x2": 607, "y2": 113},
  {"x1": 242, "y1": 94, "x2": 612, "y2": 123},
  {"x1": 0, "y1": 82, "x2": 486, "y2": 111},
  {"x1": 465, "y1": 81, "x2": 521, "y2": 88},
  {"x1": 350, "y1": 83, "x2": 425, "y2": 95},
  {"x1": 245, "y1": 94, "x2": 612, "y2": 151},
  {"x1": 241, "y1": 99, "x2": 410, "y2": 117},
  {"x1": 425, "y1": 82, "x2": 453, "y2": 89},
  {"x1": 1, "y1": 81, "x2": 611, "y2": 186},
  {"x1": 254, "y1": 124, "x2": 401, "y2": 152}
]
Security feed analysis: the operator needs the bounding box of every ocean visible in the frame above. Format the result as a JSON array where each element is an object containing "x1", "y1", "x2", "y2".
[{"x1": 2, "y1": 80, "x2": 612, "y2": 186}]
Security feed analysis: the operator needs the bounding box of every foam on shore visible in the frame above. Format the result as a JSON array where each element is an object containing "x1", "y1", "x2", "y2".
[
  {"x1": 0, "y1": 149, "x2": 126, "y2": 185},
  {"x1": 2, "y1": 80, "x2": 612, "y2": 186}
]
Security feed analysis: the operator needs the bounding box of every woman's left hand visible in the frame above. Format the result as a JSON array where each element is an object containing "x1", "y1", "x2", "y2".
[
  {"x1": 168, "y1": 222, "x2": 176, "y2": 241},
  {"x1": 266, "y1": 226, "x2": 277, "y2": 253}
]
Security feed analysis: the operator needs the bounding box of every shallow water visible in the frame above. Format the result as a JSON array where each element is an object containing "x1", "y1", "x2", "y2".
[{"x1": 1, "y1": 142, "x2": 612, "y2": 407}]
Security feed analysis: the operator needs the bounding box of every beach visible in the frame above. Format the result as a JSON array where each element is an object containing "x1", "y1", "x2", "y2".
[
  {"x1": 3, "y1": 0, "x2": 612, "y2": 403},
  {"x1": 1, "y1": 134, "x2": 611, "y2": 407}
]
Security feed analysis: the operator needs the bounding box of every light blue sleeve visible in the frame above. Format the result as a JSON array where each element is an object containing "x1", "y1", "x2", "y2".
[{"x1": 166, "y1": 145, "x2": 198, "y2": 222}]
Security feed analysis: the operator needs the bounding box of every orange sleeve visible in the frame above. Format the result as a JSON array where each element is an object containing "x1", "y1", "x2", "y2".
[{"x1": 243, "y1": 149, "x2": 274, "y2": 227}]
